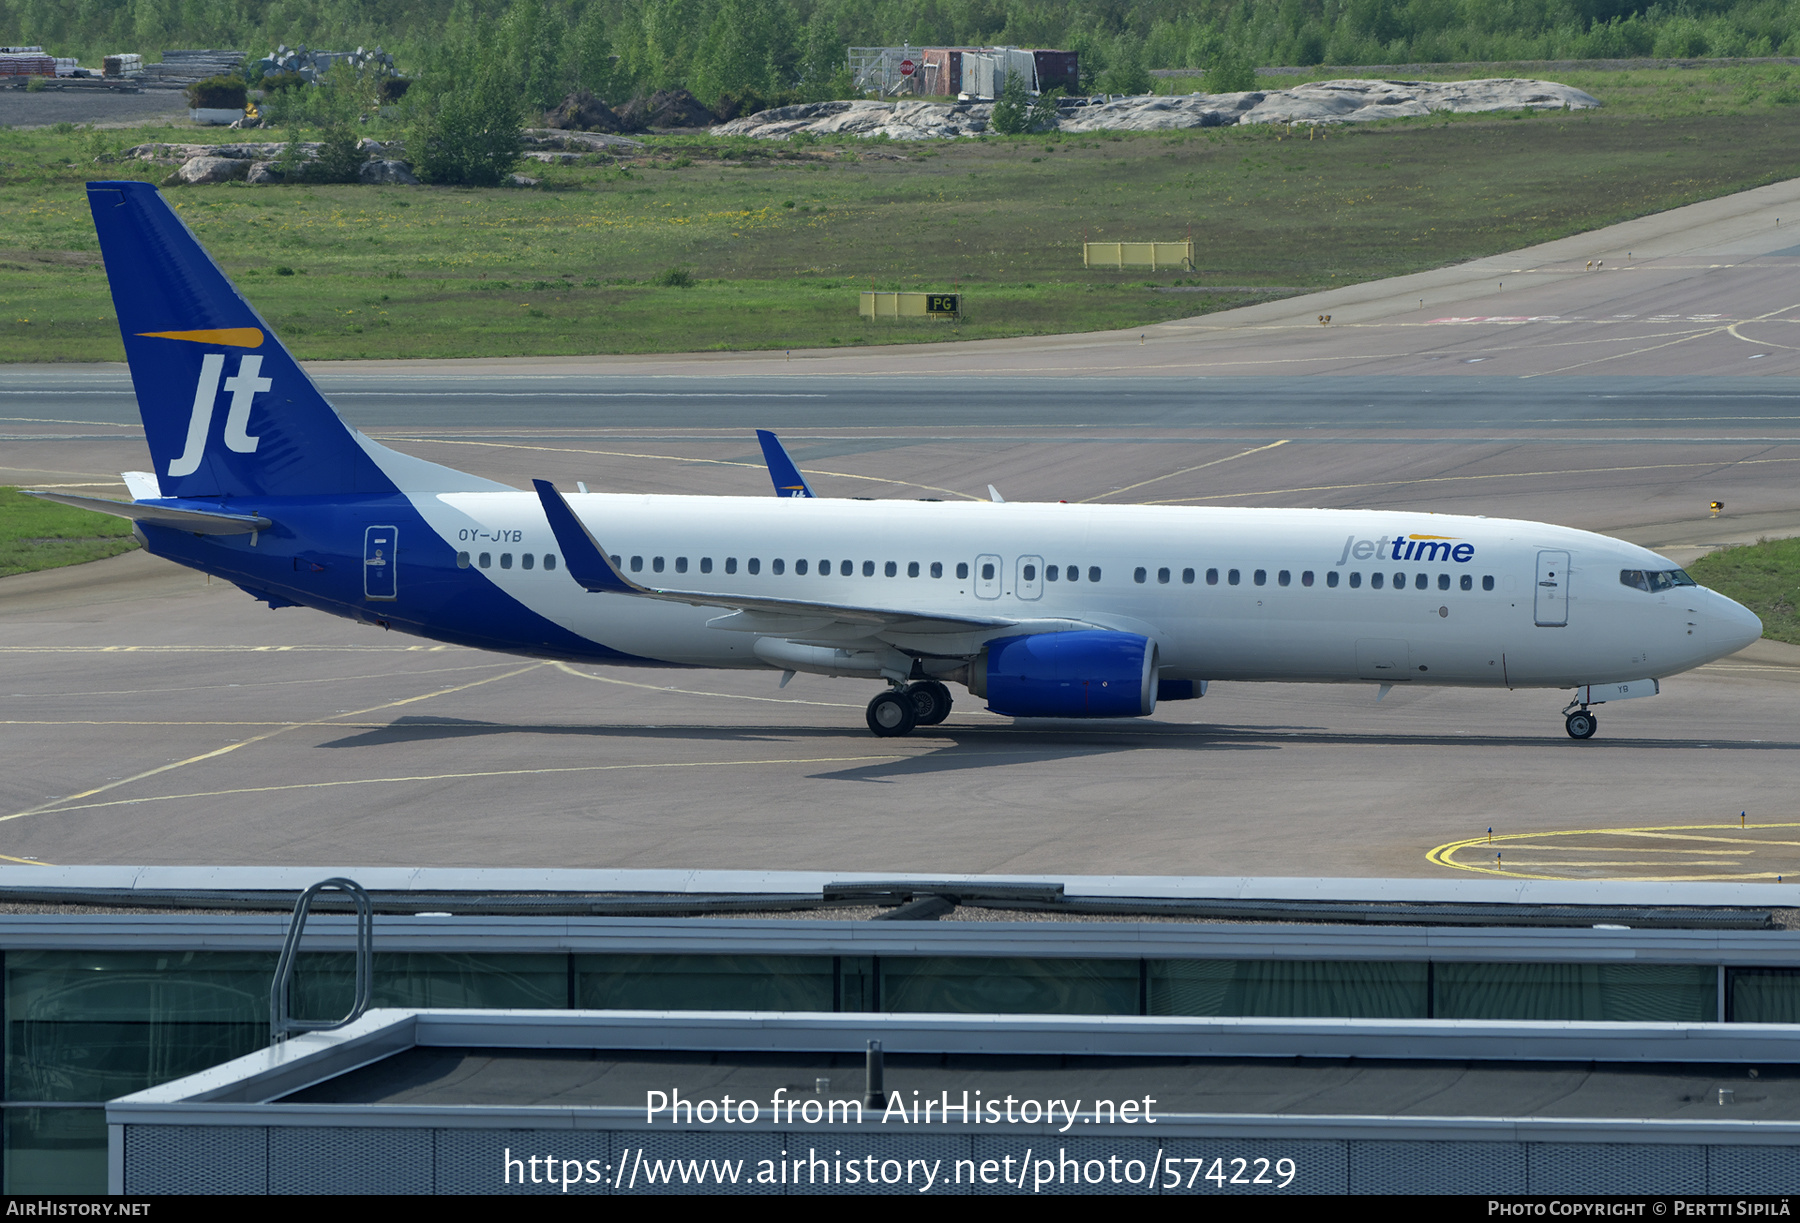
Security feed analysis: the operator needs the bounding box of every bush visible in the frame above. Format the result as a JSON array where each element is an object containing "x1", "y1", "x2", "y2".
[
  {"x1": 307, "y1": 124, "x2": 364, "y2": 183},
  {"x1": 655, "y1": 266, "x2": 695, "y2": 287},
  {"x1": 990, "y1": 72, "x2": 1030, "y2": 134},
  {"x1": 1201, "y1": 45, "x2": 1258, "y2": 94},
  {"x1": 409, "y1": 74, "x2": 524, "y2": 187},
  {"x1": 187, "y1": 74, "x2": 246, "y2": 110}
]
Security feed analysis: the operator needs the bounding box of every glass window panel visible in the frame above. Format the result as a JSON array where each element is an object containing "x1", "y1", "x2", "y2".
[
  {"x1": 1134, "y1": 567, "x2": 1146, "y2": 584},
  {"x1": 1087, "y1": 567, "x2": 1101, "y2": 583},
  {"x1": 795, "y1": 559, "x2": 808, "y2": 575},
  {"x1": 930, "y1": 562, "x2": 943, "y2": 578},
  {"x1": 545, "y1": 554, "x2": 557, "y2": 571},
  {"x1": 293, "y1": 953, "x2": 568, "y2": 1019},
  {"x1": 1301, "y1": 571, "x2": 1313, "y2": 587},
  {"x1": 6, "y1": 950, "x2": 275, "y2": 1106},
  {"x1": 1730, "y1": 968, "x2": 1800, "y2": 1023},
  {"x1": 500, "y1": 553, "x2": 513, "y2": 570},
  {"x1": 651, "y1": 556, "x2": 663, "y2": 573},
  {"x1": 699, "y1": 557, "x2": 711, "y2": 574},
  {"x1": 5, "y1": 1107, "x2": 106, "y2": 1195},
  {"x1": 1327, "y1": 571, "x2": 1339, "y2": 587},
  {"x1": 956, "y1": 563, "x2": 969, "y2": 580},
  {"x1": 881, "y1": 958, "x2": 1138, "y2": 1016},
  {"x1": 841, "y1": 560, "x2": 853, "y2": 576},
  {"x1": 885, "y1": 561, "x2": 897, "y2": 577},
  {"x1": 674, "y1": 557, "x2": 687, "y2": 574},
  {"x1": 864, "y1": 561, "x2": 876, "y2": 577},
  {"x1": 1434, "y1": 963, "x2": 1716, "y2": 1022},
  {"x1": 521, "y1": 553, "x2": 534, "y2": 570},
  {"x1": 1147, "y1": 960, "x2": 1427, "y2": 1018},
  {"x1": 1254, "y1": 570, "x2": 1266, "y2": 586},
  {"x1": 456, "y1": 551, "x2": 470, "y2": 569},
  {"x1": 772, "y1": 559, "x2": 785, "y2": 575},
  {"x1": 725, "y1": 557, "x2": 737, "y2": 574},
  {"x1": 1183, "y1": 568, "x2": 1195, "y2": 584},
  {"x1": 575, "y1": 955, "x2": 832, "y2": 1012},
  {"x1": 908, "y1": 562, "x2": 920, "y2": 578}
]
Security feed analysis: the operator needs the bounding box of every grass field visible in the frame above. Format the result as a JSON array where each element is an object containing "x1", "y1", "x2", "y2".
[
  {"x1": 2, "y1": 64, "x2": 1799, "y2": 361},
  {"x1": 1689, "y1": 538, "x2": 1800, "y2": 646},
  {"x1": 0, "y1": 488, "x2": 138, "y2": 578}
]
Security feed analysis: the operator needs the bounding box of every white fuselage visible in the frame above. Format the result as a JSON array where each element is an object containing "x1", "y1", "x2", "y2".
[{"x1": 409, "y1": 493, "x2": 1762, "y2": 689}]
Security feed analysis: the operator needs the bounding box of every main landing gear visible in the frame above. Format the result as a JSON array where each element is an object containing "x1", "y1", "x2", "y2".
[
  {"x1": 866, "y1": 681, "x2": 954, "y2": 738},
  {"x1": 1563, "y1": 706, "x2": 1598, "y2": 740}
]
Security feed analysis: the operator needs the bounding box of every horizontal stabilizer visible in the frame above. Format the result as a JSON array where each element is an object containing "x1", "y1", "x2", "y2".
[{"x1": 22, "y1": 489, "x2": 271, "y2": 535}]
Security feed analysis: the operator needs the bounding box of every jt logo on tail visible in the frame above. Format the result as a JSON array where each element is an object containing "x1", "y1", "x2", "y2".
[{"x1": 168, "y1": 353, "x2": 269, "y2": 477}]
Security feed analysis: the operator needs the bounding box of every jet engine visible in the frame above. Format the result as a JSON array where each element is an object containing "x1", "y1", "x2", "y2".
[{"x1": 972, "y1": 630, "x2": 1159, "y2": 718}]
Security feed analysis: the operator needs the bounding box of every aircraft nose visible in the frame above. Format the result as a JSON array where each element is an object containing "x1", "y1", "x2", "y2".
[{"x1": 1706, "y1": 591, "x2": 1763, "y2": 655}]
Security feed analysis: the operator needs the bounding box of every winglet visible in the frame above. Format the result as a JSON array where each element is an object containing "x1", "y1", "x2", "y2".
[
  {"x1": 756, "y1": 429, "x2": 815, "y2": 498},
  {"x1": 532, "y1": 480, "x2": 639, "y2": 594}
]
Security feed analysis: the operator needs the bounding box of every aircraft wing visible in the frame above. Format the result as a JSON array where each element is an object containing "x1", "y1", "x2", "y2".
[
  {"x1": 22, "y1": 490, "x2": 272, "y2": 535},
  {"x1": 533, "y1": 479, "x2": 1021, "y2": 634}
]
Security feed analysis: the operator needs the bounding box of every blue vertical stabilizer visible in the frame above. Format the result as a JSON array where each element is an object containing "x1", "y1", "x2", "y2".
[
  {"x1": 88, "y1": 180, "x2": 398, "y2": 500},
  {"x1": 755, "y1": 429, "x2": 817, "y2": 498}
]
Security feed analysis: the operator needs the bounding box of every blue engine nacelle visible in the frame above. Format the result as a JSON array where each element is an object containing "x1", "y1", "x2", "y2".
[{"x1": 981, "y1": 630, "x2": 1159, "y2": 718}]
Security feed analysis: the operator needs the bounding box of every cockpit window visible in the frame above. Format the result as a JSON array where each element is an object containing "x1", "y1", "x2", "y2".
[{"x1": 1623, "y1": 568, "x2": 1698, "y2": 592}]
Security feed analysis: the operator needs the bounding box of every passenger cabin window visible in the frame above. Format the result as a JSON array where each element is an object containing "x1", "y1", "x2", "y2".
[
  {"x1": 772, "y1": 559, "x2": 785, "y2": 575},
  {"x1": 981, "y1": 562, "x2": 995, "y2": 580},
  {"x1": 1393, "y1": 571, "x2": 1405, "y2": 590},
  {"x1": 931, "y1": 562, "x2": 943, "y2": 579},
  {"x1": 630, "y1": 556, "x2": 643, "y2": 572},
  {"x1": 478, "y1": 552, "x2": 492, "y2": 569},
  {"x1": 652, "y1": 557, "x2": 664, "y2": 573},
  {"x1": 1206, "y1": 568, "x2": 1218, "y2": 585},
  {"x1": 1371, "y1": 572, "x2": 1384, "y2": 589},
  {"x1": 796, "y1": 559, "x2": 809, "y2": 575},
  {"x1": 1183, "y1": 568, "x2": 1195, "y2": 584},
  {"x1": 841, "y1": 560, "x2": 853, "y2": 576},
  {"x1": 819, "y1": 558, "x2": 830, "y2": 575},
  {"x1": 1460, "y1": 574, "x2": 1471, "y2": 591},
  {"x1": 956, "y1": 562, "x2": 970, "y2": 580},
  {"x1": 1134, "y1": 567, "x2": 1147, "y2": 584},
  {"x1": 1348, "y1": 572, "x2": 1361, "y2": 588},
  {"x1": 1326, "y1": 571, "x2": 1339, "y2": 588},
  {"x1": 1278, "y1": 570, "x2": 1290, "y2": 587},
  {"x1": 1088, "y1": 566, "x2": 1102, "y2": 583},
  {"x1": 1023, "y1": 564, "x2": 1037, "y2": 582},
  {"x1": 457, "y1": 552, "x2": 471, "y2": 568},
  {"x1": 747, "y1": 558, "x2": 760, "y2": 575},
  {"x1": 907, "y1": 562, "x2": 920, "y2": 577},
  {"x1": 1482, "y1": 575, "x2": 1494, "y2": 591},
  {"x1": 1228, "y1": 569, "x2": 1240, "y2": 586},
  {"x1": 885, "y1": 561, "x2": 897, "y2": 577},
  {"x1": 1301, "y1": 571, "x2": 1314, "y2": 587},
  {"x1": 1254, "y1": 570, "x2": 1267, "y2": 586},
  {"x1": 522, "y1": 553, "x2": 534, "y2": 570},
  {"x1": 1414, "y1": 573, "x2": 1427, "y2": 590},
  {"x1": 1158, "y1": 567, "x2": 1171, "y2": 584},
  {"x1": 675, "y1": 557, "x2": 687, "y2": 574},
  {"x1": 725, "y1": 558, "x2": 738, "y2": 575},
  {"x1": 700, "y1": 557, "x2": 712, "y2": 574},
  {"x1": 500, "y1": 553, "x2": 513, "y2": 570},
  {"x1": 1437, "y1": 573, "x2": 1450, "y2": 590},
  {"x1": 545, "y1": 554, "x2": 557, "y2": 571},
  {"x1": 865, "y1": 561, "x2": 877, "y2": 577},
  {"x1": 1047, "y1": 566, "x2": 1059, "y2": 581}
]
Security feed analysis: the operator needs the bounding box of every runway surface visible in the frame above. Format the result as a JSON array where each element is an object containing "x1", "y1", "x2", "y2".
[{"x1": 3, "y1": 177, "x2": 1799, "y2": 879}]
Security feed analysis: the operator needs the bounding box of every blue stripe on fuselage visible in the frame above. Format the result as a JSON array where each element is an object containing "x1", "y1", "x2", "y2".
[{"x1": 138, "y1": 496, "x2": 659, "y2": 665}]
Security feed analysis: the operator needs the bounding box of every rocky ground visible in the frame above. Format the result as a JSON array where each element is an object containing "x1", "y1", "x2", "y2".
[{"x1": 711, "y1": 77, "x2": 1601, "y2": 141}]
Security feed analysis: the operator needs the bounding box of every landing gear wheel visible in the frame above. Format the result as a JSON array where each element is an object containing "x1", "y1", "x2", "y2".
[
  {"x1": 866, "y1": 690, "x2": 918, "y2": 738},
  {"x1": 1565, "y1": 710, "x2": 1598, "y2": 740},
  {"x1": 905, "y1": 681, "x2": 953, "y2": 726}
]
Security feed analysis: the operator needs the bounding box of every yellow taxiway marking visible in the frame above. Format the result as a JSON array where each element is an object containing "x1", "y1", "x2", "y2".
[
  {"x1": 379, "y1": 435, "x2": 984, "y2": 502},
  {"x1": 1427, "y1": 822, "x2": 1800, "y2": 881},
  {"x1": 1078, "y1": 440, "x2": 1290, "y2": 504},
  {"x1": 0, "y1": 662, "x2": 545, "y2": 835},
  {"x1": 26, "y1": 754, "x2": 918, "y2": 818},
  {"x1": 1148, "y1": 453, "x2": 1800, "y2": 505}
]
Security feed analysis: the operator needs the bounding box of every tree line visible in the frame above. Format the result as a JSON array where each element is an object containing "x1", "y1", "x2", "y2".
[{"x1": 6, "y1": 0, "x2": 1799, "y2": 113}]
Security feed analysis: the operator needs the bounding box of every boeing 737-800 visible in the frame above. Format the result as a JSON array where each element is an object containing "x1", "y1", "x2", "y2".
[{"x1": 27, "y1": 182, "x2": 1764, "y2": 740}]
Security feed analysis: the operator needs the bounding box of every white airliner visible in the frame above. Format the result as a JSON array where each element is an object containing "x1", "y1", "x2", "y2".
[{"x1": 29, "y1": 182, "x2": 1764, "y2": 740}]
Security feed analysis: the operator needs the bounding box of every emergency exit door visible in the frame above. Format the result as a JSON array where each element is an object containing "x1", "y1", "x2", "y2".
[{"x1": 364, "y1": 526, "x2": 398, "y2": 601}]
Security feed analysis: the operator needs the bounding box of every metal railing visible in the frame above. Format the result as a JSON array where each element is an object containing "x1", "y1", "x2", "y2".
[{"x1": 269, "y1": 877, "x2": 373, "y2": 1046}]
